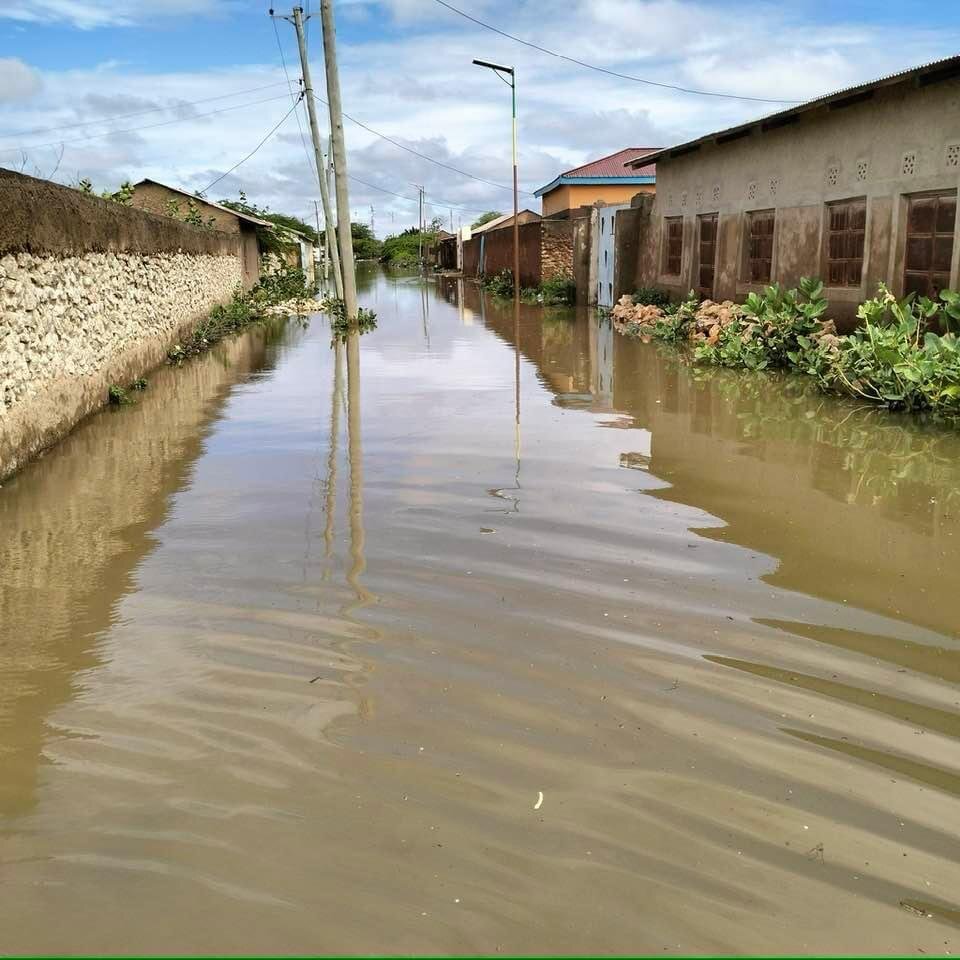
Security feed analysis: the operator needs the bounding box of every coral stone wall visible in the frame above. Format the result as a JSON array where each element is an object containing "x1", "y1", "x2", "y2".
[
  {"x1": 0, "y1": 251, "x2": 240, "y2": 478},
  {"x1": 0, "y1": 169, "x2": 245, "y2": 480}
]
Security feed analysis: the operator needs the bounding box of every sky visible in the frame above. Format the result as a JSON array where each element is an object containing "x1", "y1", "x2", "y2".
[{"x1": 1, "y1": 0, "x2": 958, "y2": 235}]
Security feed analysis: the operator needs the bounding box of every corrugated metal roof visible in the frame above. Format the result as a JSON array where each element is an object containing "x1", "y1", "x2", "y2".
[
  {"x1": 471, "y1": 209, "x2": 541, "y2": 233},
  {"x1": 561, "y1": 147, "x2": 659, "y2": 179},
  {"x1": 628, "y1": 53, "x2": 960, "y2": 168},
  {"x1": 535, "y1": 147, "x2": 659, "y2": 197}
]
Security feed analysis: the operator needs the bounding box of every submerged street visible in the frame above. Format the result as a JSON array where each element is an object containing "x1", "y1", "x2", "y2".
[{"x1": 3, "y1": 264, "x2": 960, "y2": 954}]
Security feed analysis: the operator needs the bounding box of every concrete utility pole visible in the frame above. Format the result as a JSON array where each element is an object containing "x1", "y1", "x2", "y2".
[
  {"x1": 414, "y1": 183, "x2": 424, "y2": 266},
  {"x1": 288, "y1": 5, "x2": 343, "y2": 300},
  {"x1": 315, "y1": 199, "x2": 329, "y2": 286},
  {"x1": 319, "y1": 0, "x2": 358, "y2": 320}
]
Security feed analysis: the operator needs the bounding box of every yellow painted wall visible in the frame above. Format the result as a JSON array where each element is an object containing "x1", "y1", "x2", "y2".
[{"x1": 542, "y1": 182, "x2": 655, "y2": 217}]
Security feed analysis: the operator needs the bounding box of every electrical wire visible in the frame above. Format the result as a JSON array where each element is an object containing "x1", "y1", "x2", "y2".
[
  {"x1": 272, "y1": 12, "x2": 315, "y2": 171},
  {"x1": 312, "y1": 94, "x2": 535, "y2": 197},
  {"x1": 200, "y1": 96, "x2": 304, "y2": 195},
  {"x1": 0, "y1": 81, "x2": 294, "y2": 142},
  {"x1": 432, "y1": 0, "x2": 802, "y2": 105},
  {"x1": 347, "y1": 172, "x2": 488, "y2": 214},
  {"x1": 0, "y1": 93, "x2": 295, "y2": 158}
]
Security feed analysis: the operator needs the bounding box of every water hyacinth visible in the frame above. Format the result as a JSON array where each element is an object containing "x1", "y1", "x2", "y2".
[{"x1": 612, "y1": 280, "x2": 960, "y2": 417}]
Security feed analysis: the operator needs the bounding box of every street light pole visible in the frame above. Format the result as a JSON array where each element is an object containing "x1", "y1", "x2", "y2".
[{"x1": 472, "y1": 59, "x2": 518, "y2": 296}]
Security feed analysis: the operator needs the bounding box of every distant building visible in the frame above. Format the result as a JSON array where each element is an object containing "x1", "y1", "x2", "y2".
[
  {"x1": 535, "y1": 148, "x2": 658, "y2": 219},
  {"x1": 620, "y1": 55, "x2": 960, "y2": 326},
  {"x1": 131, "y1": 179, "x2": 272, "y2": 290}
]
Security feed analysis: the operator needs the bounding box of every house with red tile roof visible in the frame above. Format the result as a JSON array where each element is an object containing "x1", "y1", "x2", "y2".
[{"x1": 534, "y1": 147, "x2": 658, "y2": 219}]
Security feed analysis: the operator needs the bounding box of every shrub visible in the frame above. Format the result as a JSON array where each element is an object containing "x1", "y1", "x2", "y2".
[
  {"x1": 482, "y1": 269, "x2": 515, "y2": 299},
  {"x1": 694, "y1": 278, "x2": 829, "y2": 370},
  {"x1": 539, "y1": 275, "x2": 576, "y2": 305},
  {"x1": 633, "y1": 287, "x2": 671, "y2": 309},
  {"x1": 800, "y1": 285, "x2": 960, "y2": 412}
]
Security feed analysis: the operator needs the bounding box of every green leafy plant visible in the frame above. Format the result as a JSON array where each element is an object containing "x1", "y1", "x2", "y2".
[
  {"x1": 108, "y1": 384, "x2": 131, "y2": 405},
  {"x1": 130, "y1": 377, "x2": 148, "y2": 391},
  {"x1": 633, "y1": 287, "x2": 671, "y2": 309},
  {"x1": 482, "y1": 269, "x2": 515, "y2": 299}
]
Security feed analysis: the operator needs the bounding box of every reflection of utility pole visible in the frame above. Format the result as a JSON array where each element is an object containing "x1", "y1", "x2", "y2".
[
  {"x1": 345, "y1": 330, "x2": 369, "y2": 605},
  {"x1": 323, "y1": 339, "x2": 344, "y2": 574}
]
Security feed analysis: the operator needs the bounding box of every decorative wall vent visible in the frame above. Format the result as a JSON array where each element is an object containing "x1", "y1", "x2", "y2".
[
  {"x1": 667, "y1": 192, "x2": 674, "y2": 207},
  {"x1": 947, "y1": 144, "x2": 960, "y2": 168},
  {"x1": 747, "y1": 181, "x2": 757, "y2": 201},
  {"x1": 826, "y1": 165, "x2": 840, "y2": 187},
  {"x1": 695, "y1": 189, "x2": 703, "y2": 207},
  {"x1": 901, "y1": 152, "x2": 917, "y2": 176},
  {"x1": 769, "y1": 177, "x2": 779, "y2": 198},
  {"x1": 856, "y1": 159, "x2": 869, "y2": 181},
  {"x1": 680, "y1": 190, "x2": 688, "y2": 208},
  {"x1": 712, "y1": 184, "x2": 721, "y2": 203}
]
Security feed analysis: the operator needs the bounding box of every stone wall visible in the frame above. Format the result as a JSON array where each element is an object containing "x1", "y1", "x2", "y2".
[
  {"x1": 0, "y1": 169, "x2": 245, "y2": 480},
  {"x1": 540, "y1": 220, "x2": 575, "y2": 279}
]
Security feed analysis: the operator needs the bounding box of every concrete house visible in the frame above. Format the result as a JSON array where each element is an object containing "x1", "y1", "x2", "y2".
[
  {"x1": 131, "y1": 180, "x2": 271, "y2": 290},
  {"x1": 535, "y1": 148, "x2": 658, "y2": 219},
  {"x1": 619, "y1": 55, "x2": 960, "y2": 327}
]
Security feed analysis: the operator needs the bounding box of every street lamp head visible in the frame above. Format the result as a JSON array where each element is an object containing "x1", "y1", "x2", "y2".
[{"x1": 472, "y1": 58, "x2": 514, "y2": 75}]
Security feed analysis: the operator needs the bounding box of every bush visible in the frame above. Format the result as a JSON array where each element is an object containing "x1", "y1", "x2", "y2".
[
  {"x1": 613, "y1": 278, "x2": 960, "y2": 418},
  {"x1": 482, "y1": 269, "x2": 515, "y2": 298},
  {"x1": 694, "y1": 278, "x2": 829, "y2": 370},
  {"x1": 539, "y1": 275, "x2": 576, "y2": 305},
  {"x1": 633, "y1": 287, "x2": 671, "y2": 309},
  {"x1": 798, "y1": 285, "x2": 960, "y2": 412}
]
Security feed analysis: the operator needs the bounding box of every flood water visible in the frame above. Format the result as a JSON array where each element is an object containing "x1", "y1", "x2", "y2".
[{"x1": 3, "y1": 264, "x2": 960, "y2": 954}]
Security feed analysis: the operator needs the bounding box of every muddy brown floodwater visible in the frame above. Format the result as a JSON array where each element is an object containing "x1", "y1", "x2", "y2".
[{"x1": 2, "y1": 264, "x2": 960, "y2": 954}]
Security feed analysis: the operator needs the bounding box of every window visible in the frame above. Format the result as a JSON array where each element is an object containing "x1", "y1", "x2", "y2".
[
  {"x1": 745, "y1": 210, "x2": 775, "y2": 282},
  {"x1": 826, "y1": 198, "x2": 866, "y2": 287},
  {"x1": 904, "y1": 193, "x2": 956, "y2": 299},
  {"x1": 663, "y1": 217, "x2": 683, "y2": 276},
  {"x1": 697, "y1": 213, "x2": 718, "y2": 298}
]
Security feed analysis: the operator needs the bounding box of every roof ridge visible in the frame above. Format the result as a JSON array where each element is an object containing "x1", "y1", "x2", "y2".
[{"x1": 563, "y1": 146, "x2": 660, "y2": 176}]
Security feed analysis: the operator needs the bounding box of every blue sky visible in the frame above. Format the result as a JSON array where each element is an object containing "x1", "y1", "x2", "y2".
[{"x1": 1, "y1": 0, "x2": 958, "y2": 233}]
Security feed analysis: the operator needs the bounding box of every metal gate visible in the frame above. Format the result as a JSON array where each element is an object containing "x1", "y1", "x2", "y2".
[{"x1": 596, "y1": 204, "x2": 629, "y2": 308}]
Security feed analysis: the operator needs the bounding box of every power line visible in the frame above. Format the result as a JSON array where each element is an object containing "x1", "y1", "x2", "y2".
[
  {"x1": 312, "y1": 93, "x2": 536, "y2": 197},
  {"x1": 200, "y1": 96, "x2": 303, "y2": 195},
  {"x1": 0, "y1": 93, "x2": 295, "y2": 158},
  {"x1": 0, "y1": 81, "x2": 293, "y2": 142},
  {"x1": 432, "y1": 0, "x2": 802, "y2": 105},
  {"x1": 272, "y1": 12, "x2": 315, "y2": 171},
  {"x1": 347, "y1": 171, "x2": 488, "y2": 214}
]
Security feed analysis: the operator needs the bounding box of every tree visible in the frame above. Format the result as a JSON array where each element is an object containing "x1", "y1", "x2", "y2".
[
  {"x1": 219, "y1": 192, "x2": 318, "y2": 255},
  {"x1": 471, "y1": 210, "x2": 503, "y2": 229},
  {"x1": 351, "y1": 221, "x2": 382, "y2": 260}
]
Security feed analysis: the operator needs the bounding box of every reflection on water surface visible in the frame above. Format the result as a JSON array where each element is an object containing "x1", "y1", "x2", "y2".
[{"x1": 1, "y1": 265, "x2": 959, "y2": 954}]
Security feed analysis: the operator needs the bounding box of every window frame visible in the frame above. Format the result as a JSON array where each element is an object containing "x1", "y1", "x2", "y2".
[
  {"x1": 662, "y1": 216, "x2": 684, "y2": 278},
  {"x1": 696, "y1": 212, "x2": 719, "y2": 299},
  {"x1": 824, "y1": 196, "x2": 867, "y2": 289},
  {"x1": 741, "y1": 209, "x2": 776, "y2": 284},
  {"x1": 901, "y1": 191, "x2": 957, "y2": 301}
]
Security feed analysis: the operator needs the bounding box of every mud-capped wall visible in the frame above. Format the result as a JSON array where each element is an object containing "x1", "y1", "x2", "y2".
[{"x1": 0, "y1": 170, "x2": 244, "y2": 479}]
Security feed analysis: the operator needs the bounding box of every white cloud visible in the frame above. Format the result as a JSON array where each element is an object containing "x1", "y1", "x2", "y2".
[
  {"x1": 0, "y1": 0, "x2": 957, "y2": 232},
  {"x1": 0, "y1": 58, "x2": 42, "y2": 102},
  {"x1": 0, "y1": 0, "x2": 240, "y2": 29}
]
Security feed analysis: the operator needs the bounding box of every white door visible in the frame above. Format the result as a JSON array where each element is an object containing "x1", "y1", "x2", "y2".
[{"x1": 596, "y1": 204, "x2": 628, "y2": 308}]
